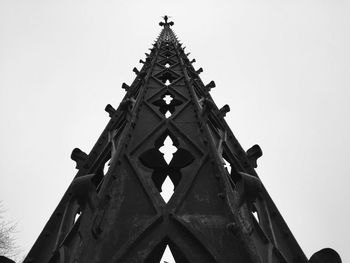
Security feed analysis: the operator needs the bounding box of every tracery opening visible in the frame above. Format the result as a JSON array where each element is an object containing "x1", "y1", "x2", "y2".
[
  {"x1": 139, "y1": 132, "x2": 194, "y2": 203},
  {"x1": 152, "y1": 93, "x2": 182, "y2": 119}
]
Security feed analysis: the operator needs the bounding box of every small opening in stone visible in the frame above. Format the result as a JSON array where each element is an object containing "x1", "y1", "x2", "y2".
[
  {"x1": 152, "y1": 93, "x2": 182, "y2": 119},
  {"x1": 103, "y1": 158, "x2": 111, "y2": 175},
  {"x1": 159, "y1": 136, "x2": 177, "y2": 164},
  {"x1": 252, "y1": 211, "x2": 259, "y2": 223},
  {"x1": 165, "y1": 111, "x2": 171, "y2": 118},
  {"x1": 160, "y1": 245, "x2": 176, "y2": 263},
  {"x1": 160, "y1": 176, "x2": 174, "y2": 203},
  {"x1": 139, "y1": 132, "x2": 194, "y2": 205},
  {"x1": 74, "y1": 210, "x2": 81, "y2": 224},
  {"x1": 223, "y1": 157, "x2": 232, "y2": 174},
  {"x1": 163, "y1": 94, "x2": 173, "y2": 104}
]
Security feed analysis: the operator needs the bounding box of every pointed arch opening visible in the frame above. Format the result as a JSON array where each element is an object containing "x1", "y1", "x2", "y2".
[{"x1": 144, "y1": 238, "x2": 190, "y2": 263}]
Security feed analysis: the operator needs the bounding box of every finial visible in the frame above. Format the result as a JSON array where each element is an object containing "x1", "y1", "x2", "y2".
[
  {"x1": 105, "y1": 104, "x2": 116, "y2": 117},
  {"x1": 159, "y1": 15, "x2": 174, "y2": 27},
  {"x1": 71, "y1": 148, "x2": 88, "y2": 169}
]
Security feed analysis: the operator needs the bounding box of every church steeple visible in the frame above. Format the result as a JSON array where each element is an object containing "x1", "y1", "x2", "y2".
[{"x1": 22, "y1": 17, "x2": 341, "y2": 263}]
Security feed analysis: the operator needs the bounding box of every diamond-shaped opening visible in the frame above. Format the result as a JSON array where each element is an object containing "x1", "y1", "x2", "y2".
[
  {"x1": 160, "y1": 176, "x2": 174, "y2": 203},
  {"x1": 145, "y1": 238, "x2": 190, "y2": 263},
  {"x1": 139, "y1": 130, "x2": 195, "y2": 204},
  {"x1": 164, "y1": 63, "x2": 171, "y2": 68},
  {"x1": 165, "y1": 111, "x2": 171, "y2": 118},
  {"x1": 152, "y1": 93, "x2": 183, "y2": 119}
]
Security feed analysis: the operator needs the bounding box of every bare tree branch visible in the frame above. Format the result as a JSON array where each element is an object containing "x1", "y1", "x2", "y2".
[{"x1": 0, "y1": 202, "x2": 20, "y2": 260}]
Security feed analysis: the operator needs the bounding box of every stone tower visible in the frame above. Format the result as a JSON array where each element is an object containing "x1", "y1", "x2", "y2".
[{"x1": 22, "y1": 16, "x2": 341, "y2": 263}]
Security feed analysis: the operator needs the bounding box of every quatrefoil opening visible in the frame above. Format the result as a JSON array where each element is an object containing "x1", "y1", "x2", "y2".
[
  {"x1": 152, "y1": 93, "x2": 182, "y2": 119},
  {"x1": 139, "y1": 132, "x2": 194, "y2": 203}
]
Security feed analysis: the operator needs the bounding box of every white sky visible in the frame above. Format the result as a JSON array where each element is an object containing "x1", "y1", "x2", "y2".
[{"x1": 0, "y1": 0, "x2": 349, "y2": 262}]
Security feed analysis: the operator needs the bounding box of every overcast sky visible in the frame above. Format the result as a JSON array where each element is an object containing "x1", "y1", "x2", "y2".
[{"x1": 0, "y1": 0, "x2": 349, "y2": 262}]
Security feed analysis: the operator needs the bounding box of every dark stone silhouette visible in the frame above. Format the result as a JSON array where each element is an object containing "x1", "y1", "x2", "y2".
[{"x1": 22, "y1": 16, "x2": 341, "y2": 263}]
